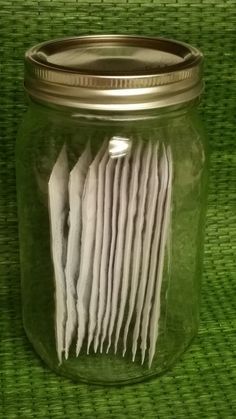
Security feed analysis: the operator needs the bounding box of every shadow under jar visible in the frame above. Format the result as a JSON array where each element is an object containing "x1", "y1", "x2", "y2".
[{"x1": 16, "y1": 35, "x2": 208, "y2": 385}]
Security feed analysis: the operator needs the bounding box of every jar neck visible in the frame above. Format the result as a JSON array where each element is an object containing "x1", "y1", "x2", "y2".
[{"x1": 28, "y1": 95, "x2": 200, "y2": 122}]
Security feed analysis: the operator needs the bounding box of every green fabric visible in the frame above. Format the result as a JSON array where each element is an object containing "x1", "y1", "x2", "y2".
[{"x1": 1, "y1": 1, "x2": 235, "y2": 417}]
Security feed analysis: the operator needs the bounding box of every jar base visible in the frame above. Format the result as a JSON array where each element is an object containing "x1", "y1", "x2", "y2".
[{"x1": 24, "y1": 326, "x2": 196, "y2": 385}]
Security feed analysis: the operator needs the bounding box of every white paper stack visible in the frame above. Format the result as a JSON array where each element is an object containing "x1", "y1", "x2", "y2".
[
  {"x1": 86, "y1": 148, "x2": 109, "y2": 353},
  {"x1": 93, "y1": 157, "x2": 116, "y2": 352},
  {"x1": 76, "y1": 143, "x2": 107, "y2": 355},
  {"x1": 122, "y1": 141, "x2": 153, "y2": 357},
  {"x1": 100, "y1": 157, "x2": 122, "y2": 353},
  {"x1": 48, "y1": 145, "x2": 69, "y2": 364},
  {"x1": 64, "y1": 145, "x2": 92, "y2": 359},
  {"x1": 113, "y1": 143, "x2": 142, "y2": 353},
  {"x1": 148, "y1": 145, "x2": 173, "y2": 367},
  {"x1": 48, "y1": 140, "x2": 172, "y2": 367}
]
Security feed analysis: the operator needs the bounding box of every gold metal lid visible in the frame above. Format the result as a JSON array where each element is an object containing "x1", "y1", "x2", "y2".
[{"x1": 25, "y1": 35, "x2": 203, "y2": 111}]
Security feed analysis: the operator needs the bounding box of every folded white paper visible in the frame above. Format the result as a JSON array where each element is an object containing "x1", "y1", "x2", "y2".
[
  {"x1": 48, "y1": 145, "x2": 69, "y2": 363},
  {"x1": 140, "y1": 143, "x2": 168, "y2": 365},
  {"x1": 132, "y1": 142, "x2": 160, "y2": 362},
  {"x1": 87, "y1": 149, "x2": 109, "y2": 353},
  {"x1": 148, "y1": 145, "x2": 172, "y2": 368},
  {"x1": 93, "y1": 157, "x2": 116, "y2": 352},
  {"x1": 64, "y1": 145, "x2": 92, "y2": 359},
  {"x1": 106, "y1": 154, "x2": 130, "y2": 353},
  {"x1": 114, "y1": 142, "x2": 142, "y2": 353},
  {"x1": 76, "y1": 143, "x2": 106, "y2": 355},
  {"x1": 100, "y1": 158, "x2": 122, "y2": 353},
  {"x1": 122, "y1": 141, "x2": 153, "y2": 356},
  {"x1": 50, "y1": 140, "x2": 173, "y2": 366}
]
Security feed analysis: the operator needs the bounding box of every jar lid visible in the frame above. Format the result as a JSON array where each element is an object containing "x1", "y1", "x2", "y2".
[{"x1": 25, "y1": 35, "x2": 203, "y2": 111}]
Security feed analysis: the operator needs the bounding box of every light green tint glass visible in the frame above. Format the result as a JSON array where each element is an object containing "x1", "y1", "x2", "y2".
[{"x1": 16, "y1": 99, "x2": 208, "y2": 385}]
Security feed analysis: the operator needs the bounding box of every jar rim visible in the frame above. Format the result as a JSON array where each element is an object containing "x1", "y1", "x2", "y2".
[{"x1": 24, "y1": 34, "x2": 204, "y2": 111}]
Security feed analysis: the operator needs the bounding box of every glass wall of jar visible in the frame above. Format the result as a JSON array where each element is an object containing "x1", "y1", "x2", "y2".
[{"x1": 16, "y1": 35, "x2": 208, "y2": 385}]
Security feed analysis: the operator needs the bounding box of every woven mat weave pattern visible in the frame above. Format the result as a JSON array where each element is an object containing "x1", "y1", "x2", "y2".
[{"x1": 1, "y1": 1, "x2": 236, "y2": 418}]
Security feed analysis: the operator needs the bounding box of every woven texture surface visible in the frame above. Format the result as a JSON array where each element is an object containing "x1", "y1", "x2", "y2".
[{"x1": 0, "y1": 1, "x2": 236, "y2": 417}]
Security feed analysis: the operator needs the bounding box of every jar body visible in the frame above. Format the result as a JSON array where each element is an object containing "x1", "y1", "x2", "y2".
[{"x1": 16, "y1": 100, "x2": 208, "y2": 385}]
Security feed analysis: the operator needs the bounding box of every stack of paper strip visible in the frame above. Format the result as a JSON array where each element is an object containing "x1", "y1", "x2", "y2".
[{"x1": 48, "y1": 140, "x2": 172, "y2": 367}]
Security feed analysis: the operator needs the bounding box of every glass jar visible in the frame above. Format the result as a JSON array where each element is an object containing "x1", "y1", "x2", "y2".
[{"x1": 16, "y1": 35, "x2": 208, "y2": 385}]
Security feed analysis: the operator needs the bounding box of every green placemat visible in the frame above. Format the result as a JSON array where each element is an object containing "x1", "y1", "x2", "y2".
[{"x1": 0, "y1": 1, "x2": 235, "y2": 418}]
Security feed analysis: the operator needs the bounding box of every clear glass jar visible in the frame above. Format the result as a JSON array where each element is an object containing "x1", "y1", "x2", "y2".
[{"x1": 16, "y1": 35, "x2": 208, "y2": 385}]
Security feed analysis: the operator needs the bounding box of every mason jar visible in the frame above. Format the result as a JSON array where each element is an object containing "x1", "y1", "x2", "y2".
[{"x1": 16, "y1": 35, "x2": 208, "y2": 385}]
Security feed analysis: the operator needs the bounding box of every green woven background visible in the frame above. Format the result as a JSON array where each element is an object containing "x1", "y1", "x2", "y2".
[{"x1": 0, "y1": 1, "x2": 235, "y2": 417}]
